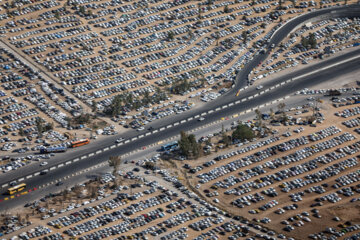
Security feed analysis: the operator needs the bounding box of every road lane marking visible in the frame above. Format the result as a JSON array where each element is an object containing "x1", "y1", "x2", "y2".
[
  {"x1": 188, "y1": 117, "x2": 193, "y2": 121},
  {"x1": 81, "y1": 156, "x2": 86, "y2": 160},
  {"x1": 26, "y1": 175, "x2": 32, "y2": 179},
  {"x1": 18, "y1": 178, "x2": 24, "y2": 182},
  {"x1": 34, "y1": 172, "x2": 40, "y2": 176},
  {"x1": 58, "y1": 163, "x2": 64, "y2": 167},
  {"x1": 104, "y1": 147, "x2": 109, "y2": 151},
  {"x1": 89, "y1": 153, "x2": 94, "y2": 156},
  {"x1": 110, "y1": 145, "x2": 116, "y2": 149},
  {"x1": 50, "y1": 166, "x2": 56, "y2": 170}
]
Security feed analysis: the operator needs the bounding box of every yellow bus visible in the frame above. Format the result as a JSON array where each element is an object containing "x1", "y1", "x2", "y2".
[{"x1": 8, "y1": 183, "x2": 26, "y2": 195}]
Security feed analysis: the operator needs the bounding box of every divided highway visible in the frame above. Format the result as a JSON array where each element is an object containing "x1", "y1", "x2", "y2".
[
  {"x1": 0, "y1": 50, "x2": 359, "y2": 209},
  {"x1": 0, "y1": 4, "x2": 360, "y2": 208}
]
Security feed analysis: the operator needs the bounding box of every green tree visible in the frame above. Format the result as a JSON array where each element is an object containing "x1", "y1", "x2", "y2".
[
  {"x1": 178, "y1": 131, "x2": 191, "y2": 158},
  {"x1": 308, "y1": 32, "x2": 317, "y2": 48},
  {"x1": 79, "y1": 5, "x2": 85, "y2": 14},
  {"x1": 36, "y1": 118, "x2": 44, "y2": 137},
  {"x1": 167, "y1": 31, "x2": 175, "y2": 41},
  {"x1": 108, "y1": 156, "x2": 121, "y2": 180},
  {"x1": 55, "y1": 12, "x2": 60, "y2": 19},
  {"x1": 19, "y1": 128, "x2": 24, "y2": 136},
  {"x1": 255, "y1": 109, "x2": 262, "y2": 127},
  {"x1": 108, "y1": 95, "x2": 123, "y2": 116},
  {"x1": 232, "y1": 124, "x2": 255, "y2": 141},
  {"x1": 91, "y1": 100, "x2": 97, "y2": 113},
  {"x1": 188, "y1": 134, "x2": 200, "y2": 159},
  {"x1": 224, "y1": 5, "x2": 230, "y2": 13},
  {"x1": 291, "y1": 0, "x2": 296, "y2": 7},
  {"x1": 242, "y1": 31, "x2": 248, "y2": 44},
  {"x1": 301, "y1": 36, "x2": 308, "y2": 48}
]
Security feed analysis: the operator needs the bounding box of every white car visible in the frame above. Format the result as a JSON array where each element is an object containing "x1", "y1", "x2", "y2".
[
  {"x1": 40, "y1": 161, "x2": 48, "y2": 166},
  {"x1": 198, "y1": 117, "x2": 205, "y2": 121},
  {"x1": 256, "y1": 85, "x2": 263, "y2": 90},
  {"x1": 137, "y1": 127, "x2": 145, "y2": 131},
  {"x1": 115, "y1": 138, "x2": 124, "y2": 143}
]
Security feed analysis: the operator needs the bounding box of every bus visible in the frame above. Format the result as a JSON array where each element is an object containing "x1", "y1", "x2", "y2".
[
  {"x1": 161, "y1": 141, "x2": 178, "y2": 151},
  {"x1": 7, "y1": 183, "x2": 26, "y2": 195},
  {"x1": 70, "y1": 138, "x2": 90, "y2": 148},
  {"x1": 40, "y1": 146, "x2": 67, "y2": 154}
]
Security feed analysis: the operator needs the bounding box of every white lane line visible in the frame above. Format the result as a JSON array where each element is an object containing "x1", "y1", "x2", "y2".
[
  {"x1": 195, "y1": 115, "x2": 200, "y2": 118},
  {"x1": 26, "y1": 175, "x2": 32, "y2": 179},
  {"x1": 180, "y1": 120, "x2": 186, "y2": 123},
  {"x1": 248, "y1": 96, "x2": 253, "y2": 99},
  {"x1": 160, "y1": 127, "x2": 165, "y2": 131},
  {"x1": 96, "y1": 150, "x2": 102, "y2": 154},
  {"x1": 131, "y1": 137, "x2": 137, "y2": 141},
  {"x1": 103, "y1": 147, "x2": 109, "y2": 151},
  {"x1": 18, "y1": 178, "x2": 24, "y2": 182},
  {"x1": 125, "y1": 140, "x2": 130, "y2": 143},
  {"x1": 254, "y1": 93, "x2": 259, "y2": 97},
  {"x1": 65, "y1": 161, "x2": 71, "y2": 165},
  {"x1": 117, "y1": 143, "x2": 123, "y2": 146},
  {"x1": 81, "y1": 156, "x2": 86, "y2": 160},
  {"x1": 110, "y1": 145, "x2": 116, "y2": 149},
  {"x1": 215, "y1": 107, "x2": 221, "y2": 111},
  {"x1": 58, "y1": 163, "x2": 64, "y2": 167},
  {"x1": 188, "y1": 117, "x2": 193, "y2": 121},
  {"x1": 145, "y1": 132, "x2": 151, "y2": 136},
  {"x1": 74, "y1": 158, "x2": 79, "y2": 162},
  {"x1": 201, "y1": 112, "x2": 207, "y2": 116},
  {"x1": 174, "y1": 122, "x2": 179, "y2": 126},
  {"x1": 166, "y1": 125, "x2": 172, "y2": 129},
  {"x1": 2, "y1": 184, "x2": 8, "y2": 188},
  {"x1": 89, "y1": 153, "x2": 94, "y2": 157},
  {"x1": 50, "y1": 166, "x2": 56, "y2": 170},
  {"x1": 139, "y1": 134, "x2": 144, "y2": 138},
  {"x1": 34, "y1": 172, "x2": 40, "y2": 176},
  {"x1": 235, "y1": 100, "x2": 240, "y2": 104},
  {"x1": 228, "y1": 103, "x2": 234, "y2": 107},
  {"x1": 208, "y1": 110, "x2": 214, "y2": 114},
  {"x1": 222, "y1": 105, "x2": 228, "y2": 109},
  {"x1": 153, "y1": 130, "x2": 158, "y2": 133}
]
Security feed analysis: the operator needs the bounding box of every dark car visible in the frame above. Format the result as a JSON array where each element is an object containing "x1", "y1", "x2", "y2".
[{"x1": 55, "y1": 181, "x2": 63, "y2": 186}]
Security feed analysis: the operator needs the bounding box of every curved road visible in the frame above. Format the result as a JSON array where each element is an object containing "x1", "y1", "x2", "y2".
[{"x1": 0, "y1": 4, "x2": 360, "y2": 208}]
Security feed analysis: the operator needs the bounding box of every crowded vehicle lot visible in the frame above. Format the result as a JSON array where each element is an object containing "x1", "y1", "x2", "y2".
[{"x1": 180, "y1": 96, "x2": 360, "y2": 239}]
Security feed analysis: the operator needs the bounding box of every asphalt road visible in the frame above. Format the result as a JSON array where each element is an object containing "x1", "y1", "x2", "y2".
[
  {"x1": 1, "y1": 4, "x2": 360, "y2": 208},
  {"x1": 0, "y1": 50, "x2": 359, "y2": 209},
  {"x1": 234, "y1": 4, "x2": 360, "y2": 88}
]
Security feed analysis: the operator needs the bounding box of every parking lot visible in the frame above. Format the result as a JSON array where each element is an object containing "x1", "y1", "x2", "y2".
[
  {"x1": 1, "y1": 0, "x2": 357, "y2": 135},
  {"x1": 178, "y1": 97, "x2": 360, "y2": 239}
]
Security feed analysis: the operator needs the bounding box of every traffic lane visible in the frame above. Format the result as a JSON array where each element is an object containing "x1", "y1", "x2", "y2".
[
  {"x1": 0, "y1": 94, "x2": 318, "y2": 209},
  {"x1": 4, "y1": 55, "x2": 359, "y2": 198},
  {"x1": 2, "y1": 46, "x2": 359, "y2": 185},
  {"x1": 1, "y1": 54, "x2": 359, "y2": 189},
  {"x1": 234, "y1": 5, "x2": 360, "y2": 88}
]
